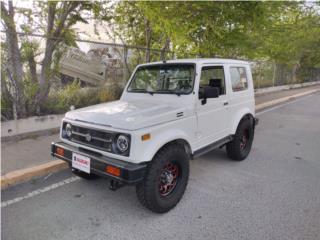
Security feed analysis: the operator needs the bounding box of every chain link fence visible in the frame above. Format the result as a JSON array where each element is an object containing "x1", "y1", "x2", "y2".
[
  {"x1": 251, "y1": 61, "x2": 320, "y2": 89},
  {"x1": 2, "y1": 32, "x2": 320, "y2": 90},
  {"x1": 54, "y1": 39, "x2": 175, "y2": 89},
  {"x1": 0, "y1": 33, "x2": 176, "y2": 120},
  {"x1": 1, "y1": 32, "x2": 320, "y2": 120},
  {"x1": 59, "y1": 40, "x2": 320, "y2": 89}
]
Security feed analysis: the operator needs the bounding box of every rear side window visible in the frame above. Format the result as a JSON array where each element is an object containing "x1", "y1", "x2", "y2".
[{"x1": 230, "y1": 67, "x2": 248, "y2": 92}]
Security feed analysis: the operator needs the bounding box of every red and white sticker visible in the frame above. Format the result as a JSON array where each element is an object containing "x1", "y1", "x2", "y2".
[{"x1": 72, "y1": 153, "x2": 91, "y2": 174}]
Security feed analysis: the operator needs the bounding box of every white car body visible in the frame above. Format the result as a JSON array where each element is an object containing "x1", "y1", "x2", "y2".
[{"x1": 60, "y1": 58, "x2": 255, "y2": 164}]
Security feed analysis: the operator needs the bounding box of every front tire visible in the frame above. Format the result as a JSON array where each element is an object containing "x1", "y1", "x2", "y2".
[
  {"x1": 136, "y1": 144, "x2": 190, "y2": 213},
  {"x1": 226, "y1": 117, "x2": 254, "y2": 161}
]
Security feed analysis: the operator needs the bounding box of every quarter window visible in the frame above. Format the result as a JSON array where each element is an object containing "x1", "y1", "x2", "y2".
[{"x1": 230, "y1": 67, "x2": 248, "y2": 92}]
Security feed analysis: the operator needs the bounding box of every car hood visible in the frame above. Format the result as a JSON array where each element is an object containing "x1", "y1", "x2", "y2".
[{"x1": 65, "y1": 99, "x2": 188, "y2": 131}]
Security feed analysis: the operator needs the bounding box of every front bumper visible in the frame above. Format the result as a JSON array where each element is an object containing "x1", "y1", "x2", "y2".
[{"x1": 51, "y1": 142, "x2": 147, "y2": 184}]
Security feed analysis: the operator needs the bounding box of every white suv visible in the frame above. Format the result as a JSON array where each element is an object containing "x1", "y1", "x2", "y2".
[{"x1": 52, "y1": 58, "x2": 258, "y2": 213}]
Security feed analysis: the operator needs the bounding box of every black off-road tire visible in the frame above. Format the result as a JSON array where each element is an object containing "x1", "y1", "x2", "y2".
[
  {"x1": 136, "y1": 144, "x2": 190, "y2": 213},
  {"x1": 226, "y1": 117, "x2": 254, "y2": 161},
  {"x1": 72, "y1": 169, "x2": 98, "y2": 180}
]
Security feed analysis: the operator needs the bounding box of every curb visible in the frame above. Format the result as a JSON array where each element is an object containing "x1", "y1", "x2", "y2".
[
  {"x1": 1, "y1": 88, "x2": 319, "y2": 190},
  {"x1": 1, "y1": 160, "x2": 68, "y2": 190},
  {"x1": 254, "y1": 81, "x2": 320, "y2": 95},
  {"x1": 255, "y1": 89, "x2": 319, "y2": 111}
]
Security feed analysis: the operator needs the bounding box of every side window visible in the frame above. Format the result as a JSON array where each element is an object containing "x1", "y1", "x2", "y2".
[
  {"x1": 200, "y1": 66, "x2": 226, "y2": 95},
  {"x1": 230, "y1": 67, "x2": 248, "y2": 92}
]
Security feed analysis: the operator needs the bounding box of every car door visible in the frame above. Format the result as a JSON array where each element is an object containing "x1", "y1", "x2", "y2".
[{"x1": 195, "y1": 64, "x2": 230, "y2": 149}]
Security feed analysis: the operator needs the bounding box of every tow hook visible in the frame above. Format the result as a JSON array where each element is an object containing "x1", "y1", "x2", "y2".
[{"x1": 109, "y1": 180, "x2": 124, "y2": 191}]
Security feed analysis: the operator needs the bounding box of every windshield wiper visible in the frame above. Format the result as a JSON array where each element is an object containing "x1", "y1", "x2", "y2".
[
  {"x1": 129, "y1": 89, "x2": 154, "y2": 95},
  {"x1": 129, "y1": 89, "x2": 182, "y2": 96},
  {"x1": 173, "y1": 90, "x2": 181, "y2": 96},
  {"x1": 157, "y1": 90, "x2": 181, "y2": 96}
]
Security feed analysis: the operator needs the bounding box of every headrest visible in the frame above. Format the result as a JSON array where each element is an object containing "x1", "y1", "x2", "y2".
[{"x1": 209, "y1": 79, "x2": 222, "y2": 88}]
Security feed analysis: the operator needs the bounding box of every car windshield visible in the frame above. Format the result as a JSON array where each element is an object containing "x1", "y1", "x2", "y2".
[{"x1": 127, "y1": 64, "x2": 195, "y2": 95}]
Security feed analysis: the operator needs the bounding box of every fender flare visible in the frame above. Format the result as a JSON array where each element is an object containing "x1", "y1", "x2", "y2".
[
  {"x1": 231, "y1": 108, "x2": 254, "y2": 134},
  {"x1": 142, "y1": 129, "x2": 193, "y2": 162}
]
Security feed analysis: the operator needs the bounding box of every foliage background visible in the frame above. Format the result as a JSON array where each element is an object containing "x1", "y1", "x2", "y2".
[{"x1": 1, "y1": 1, "x2": 320, "y2": 120}]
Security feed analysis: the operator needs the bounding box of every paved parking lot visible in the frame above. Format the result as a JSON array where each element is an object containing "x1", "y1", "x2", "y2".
[{"x1": 2, "y1": 92, "x2": 320, "y2": 240}]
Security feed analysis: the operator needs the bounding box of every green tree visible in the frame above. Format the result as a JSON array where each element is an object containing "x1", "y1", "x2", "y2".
[
  {"x1": 114, "y1": 1, "x2": 172, "y2": 62},
  {"x1": 264, "y1": 4, "x2": 320, "y2": 82},
  {"x1": 114, "y1": 1, "x2": 320, "y2": 82},
  {"x1": 133, "y1": 2, "x2": 286, "y2": 58},
  {"x1": 1, "y1": 1, "x2": 27, "y2": 118},
  {"x1": 1, "y1": 1, "x2": 105, "y2": 118}
]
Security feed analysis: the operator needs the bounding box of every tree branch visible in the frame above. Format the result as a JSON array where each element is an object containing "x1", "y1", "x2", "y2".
[
  {"x1": 1, "y1": 1, "x2": 9, "y2": 18},
  {"x1": 46, "y1": 2, "x2": 56, "y2": 37},
  {"x1": 53, "y1": 2, "x2": 79, "y2": 38}
]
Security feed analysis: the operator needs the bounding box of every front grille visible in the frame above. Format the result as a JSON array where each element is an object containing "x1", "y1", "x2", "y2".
[{"x1": 65, "y1": 123, "x2": 113, "y2": 152}]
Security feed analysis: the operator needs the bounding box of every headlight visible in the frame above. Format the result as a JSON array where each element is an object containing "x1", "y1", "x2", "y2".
[
  {"x1": 116, "y1": 134, "x2": 129, "y2": 152},
  {"x1": 66, "y1": 123, "x2": 72, "y2": 138}
]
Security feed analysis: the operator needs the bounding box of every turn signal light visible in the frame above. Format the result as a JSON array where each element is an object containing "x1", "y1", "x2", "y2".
[
  {"x1": 106, "y1": 165, "x2": 121, "y2": 177},
  {"x1": 56, "y1": 147, "x2": 64, "y2": 156},
  {"x1": 141, "y1": 133, "x2": 151, "y2": 141}
]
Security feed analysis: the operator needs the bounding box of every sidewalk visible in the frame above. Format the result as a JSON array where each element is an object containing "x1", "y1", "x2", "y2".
[
  {"x1": 1, "y1": 134, "x2": 59, "y2": 175},
  {"x1": 1, "y1": 85, "x2": 320, "y2": 180},
  {"x1": 255, "y1": 84, "x2": 320, "y2": 105}
]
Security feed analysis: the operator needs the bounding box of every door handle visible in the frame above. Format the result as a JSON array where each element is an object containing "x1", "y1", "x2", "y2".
[{"x1": 223, "y1": 101, "x2": 229, "y2": 106}]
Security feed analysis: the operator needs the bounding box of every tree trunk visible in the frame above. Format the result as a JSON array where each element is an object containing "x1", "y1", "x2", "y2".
[
  {"x1": 272, "y1": 62, "x2": 277, "y2": 87},
  {"x1": 1, "y1": 1, "x2": 27, "y2": 118},
  {"x1": 27, "y1": 51, "x2": 38, "y2": 84},
  {"x1": 145, "y1": 20, "x2": 152, "y2": 62},
  {"x1": 36, "y1": 2, "x2": 79, "y2": 114},
  {"x1": 37, "y1": 40, "x2": 55, "y2": 106},
  {"x1": 160, "y1": 38, "x2": 170, "y2": 61},
  {"x1": 35, "y1": 3, "x2": 56, "y2": 114},
  {"x1": 291, "y1": 63, "x2": 300, "y2": 84}
]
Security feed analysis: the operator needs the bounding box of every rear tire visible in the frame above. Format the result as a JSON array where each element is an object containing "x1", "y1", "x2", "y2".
[
  {"x1": 226, "y1": 117, "x2": 254, "y2": 161},
  {"x1": 136, "y1": 144, "x2": 190, "y2": 213}
]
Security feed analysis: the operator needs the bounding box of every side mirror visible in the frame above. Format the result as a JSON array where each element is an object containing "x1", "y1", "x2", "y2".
[{"x1": 199, "y1": 86, "x2": 219, "y2": 105}]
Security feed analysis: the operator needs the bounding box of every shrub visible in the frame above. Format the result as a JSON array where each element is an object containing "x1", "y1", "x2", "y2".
[
  {"x1": 1, "y1": 93, "x2": 13, "y2": 121},
  {"x1": 99, "y1": 84, "x2": 123, "y2": 103},
  {"x1": 41, "y1": 82, "x2": 122, "y2": 115}
]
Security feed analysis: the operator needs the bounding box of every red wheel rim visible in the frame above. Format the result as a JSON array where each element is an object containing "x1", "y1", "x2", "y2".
[
  {"x1": 240, "y1": 129, "x2": 249, "y2": 151},
  {"x1": 159, "y1": 162, "x2": 179, "y2": 196}
]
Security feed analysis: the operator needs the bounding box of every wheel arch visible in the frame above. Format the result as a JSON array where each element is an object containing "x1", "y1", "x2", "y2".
[
  {"x1": 231, "y1": 109, "x2": 254, "y2": 134},
  {"x1": 158, "y1": 138, "x2": 192, "y2": 158},
  {"x1": 143, "y1": 137, "x2": 193, "y2": 163}
]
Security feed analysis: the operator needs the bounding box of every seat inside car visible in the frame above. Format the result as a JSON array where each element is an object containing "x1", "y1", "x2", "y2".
[{"x1": 209, "y1": 79, "x2": 224, "y2": 95}]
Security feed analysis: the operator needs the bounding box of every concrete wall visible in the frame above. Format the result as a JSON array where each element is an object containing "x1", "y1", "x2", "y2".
[{"x1": 1, "y1": 114, "x2": 64, "y2": 141}]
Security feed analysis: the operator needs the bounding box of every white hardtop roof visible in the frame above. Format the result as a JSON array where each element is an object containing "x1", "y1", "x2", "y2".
[{"x1": 138, "y1": 58, "x2": 249, "y2": 66}]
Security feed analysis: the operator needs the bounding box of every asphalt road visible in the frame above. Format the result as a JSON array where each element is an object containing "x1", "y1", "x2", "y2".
[{"x1": 2, "y1": 92, "x2": 320, "y2": 240}]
